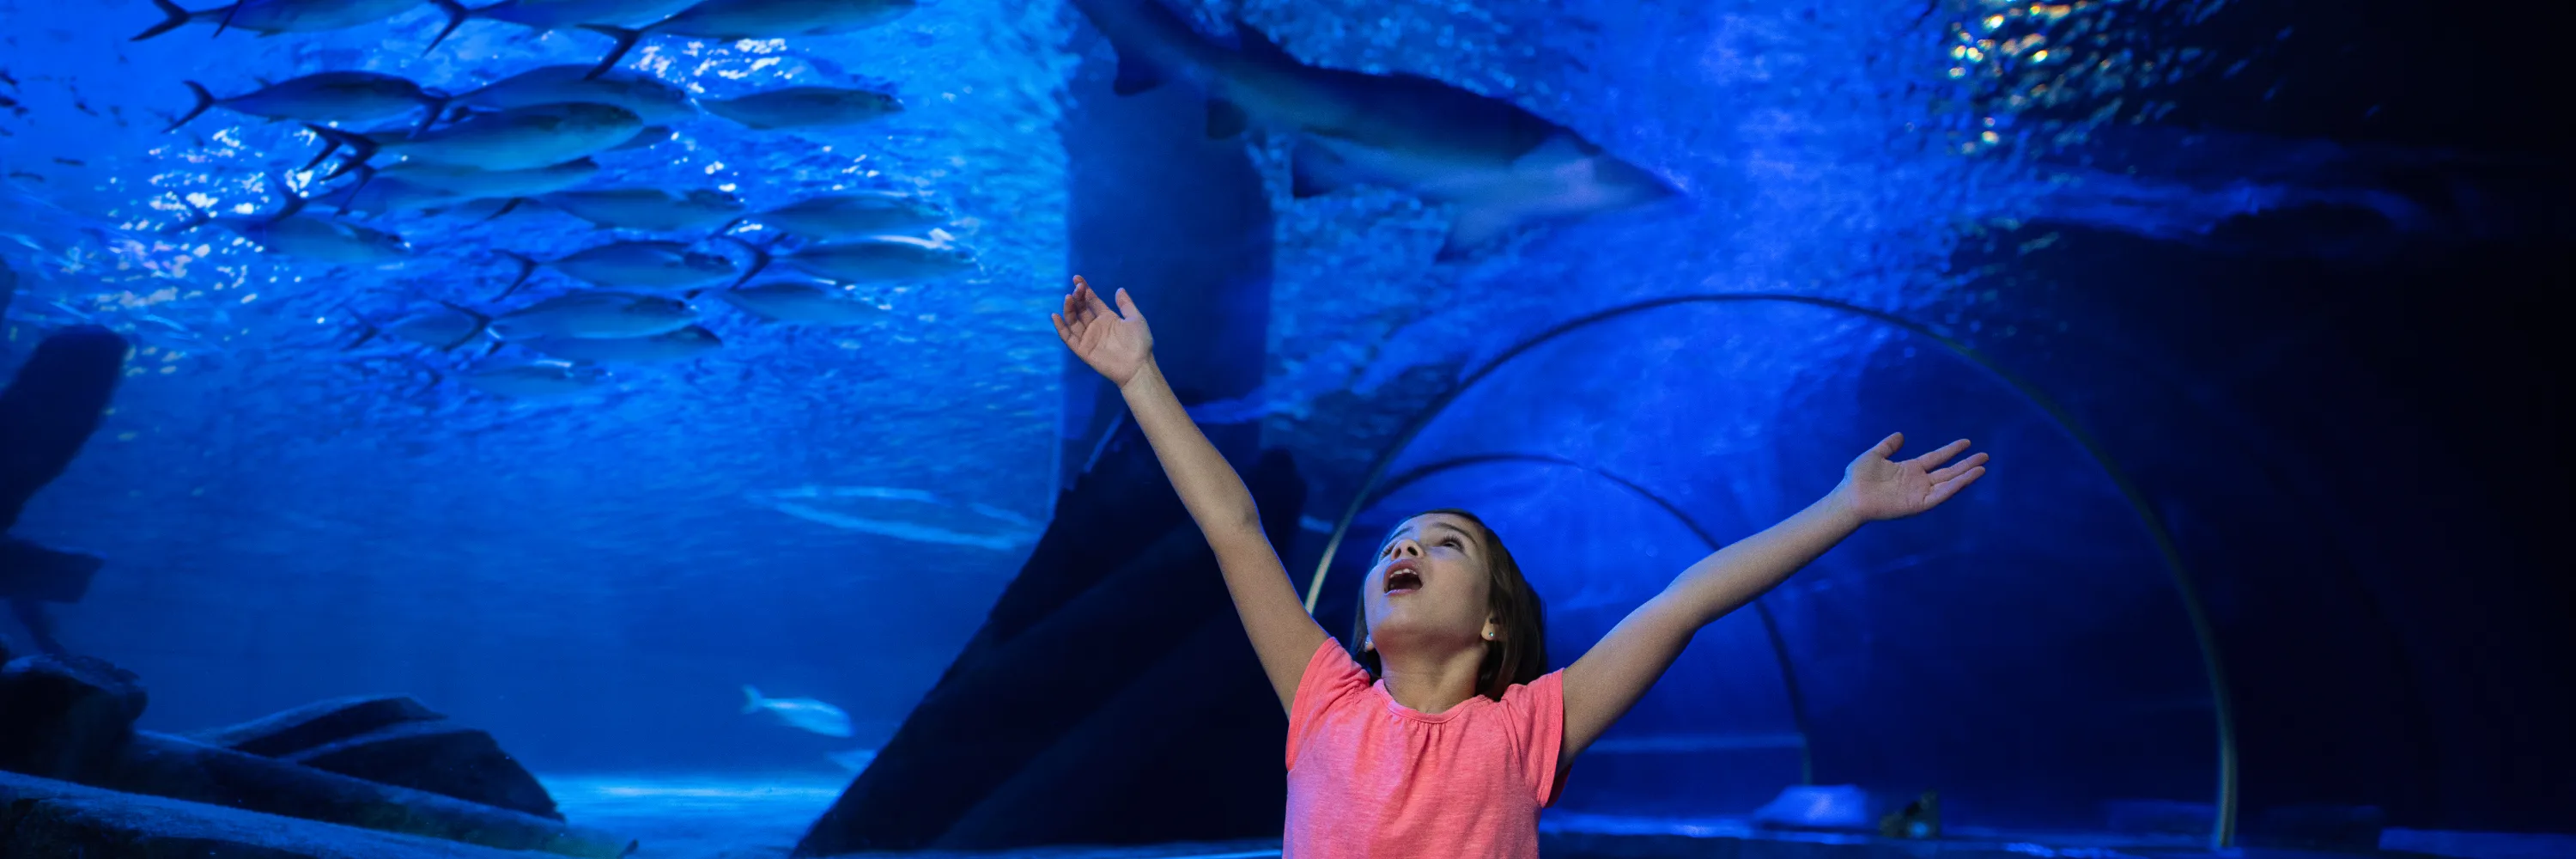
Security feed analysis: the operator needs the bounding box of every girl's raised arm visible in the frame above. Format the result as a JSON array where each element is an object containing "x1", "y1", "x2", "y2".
[
  {"x1": 1054, "y1": 277, "x2": 1327, "y2": 711},
  {"x1": 1558, "y1": 434, "x2": 1988, "y2": 772}
]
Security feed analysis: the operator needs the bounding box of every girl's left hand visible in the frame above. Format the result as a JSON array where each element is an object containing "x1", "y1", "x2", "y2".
[{"x1": 1832, "y1": 433, "x2": 1989, "y2": 522}]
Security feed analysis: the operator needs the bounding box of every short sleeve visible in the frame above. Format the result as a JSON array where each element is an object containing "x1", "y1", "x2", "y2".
[
  {"x1": 1285, "y1": 637, "x2": 1370, "y2": 771},
  {"x1": 1499, "y1": 669, "x2": 1569, "y2": 807}
]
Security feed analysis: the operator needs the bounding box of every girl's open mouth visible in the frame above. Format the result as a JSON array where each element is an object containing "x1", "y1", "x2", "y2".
[{"x1": 1384, "y1": 566, "x2": 1423, "y2": 595}]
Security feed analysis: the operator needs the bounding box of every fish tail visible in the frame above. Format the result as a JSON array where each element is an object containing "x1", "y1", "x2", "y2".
[
  {"x1": 263, "y1": 173, "x2": 309, "y2": 222},
  {"x1": 332, "y1": 164, "x2": 380, "y2": 217},
  {"x1": 715, "y1": 235, "x2": 771, "y2": 289},
  {"x1": 413, "y1": 91, "x2": 453, "y2": 135},
  {"x1": 299, "y1": 123, "x2": 348, "y2": 174},
  {"x1": 425, "y1": 0, "x2": 476, "y2": 52},
  {"x1": 577, "y1": 25, "x2": 646, "y2": 81},
  {"x1": 213, "y1": 0, "x2": 252, "y2": 37},
  {"x1": 434, "y1": 300, "x2": 492, "y2": 351},
  {"x1": 166, "y1": 81, "x2": 216, "y2": 134},
  {"x1": 334, "y1": 302, "x2": 380, "y2": 350},
  {"x1": 164, "y1": 199, "x2": 213, "y2": 235},
  {"x1": 132, "y1": 0, "x2": 197, "y2": 41},
  {"x1": 495, "y1": 252, "x2": 538, "y2": 301},
  {"x1": 307, "y1": 125, "x2": 378, "y2": 181},
  {"x1": 741, "y1": 685, "x2": 764, "y2": 712},
  {"x1": 709, "y1": 216, "x2": 747, "y2": 241}
]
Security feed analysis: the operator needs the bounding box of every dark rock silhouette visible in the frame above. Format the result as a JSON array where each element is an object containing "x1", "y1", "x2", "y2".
[{"x1": 0, "y1": 323, "x2": 127, "y2": 656}]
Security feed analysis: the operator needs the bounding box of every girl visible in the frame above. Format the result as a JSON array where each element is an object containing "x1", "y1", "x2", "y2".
[{"x1": 1052, "y1": 277, "x2": 1990, "y2": 858}]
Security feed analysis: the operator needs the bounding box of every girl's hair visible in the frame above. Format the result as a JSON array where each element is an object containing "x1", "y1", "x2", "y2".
[{"x1": 1352, "y1": 509, "x2": 1549, "y2": 701}]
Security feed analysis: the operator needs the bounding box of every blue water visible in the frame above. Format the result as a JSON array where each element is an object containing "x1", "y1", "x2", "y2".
[{"x1": 3, "y1": 0, "x2": 2562, "y2": 856}]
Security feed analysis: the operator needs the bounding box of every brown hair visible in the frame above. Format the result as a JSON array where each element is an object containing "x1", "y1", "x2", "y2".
[{"x1": 1352, "y1": 509, "x2": 1550, "y2": 701}]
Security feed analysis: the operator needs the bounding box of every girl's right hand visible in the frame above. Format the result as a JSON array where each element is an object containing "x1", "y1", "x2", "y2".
[{"x1": 1051, "y1": 276, "x2": 1155, "y2": 388}]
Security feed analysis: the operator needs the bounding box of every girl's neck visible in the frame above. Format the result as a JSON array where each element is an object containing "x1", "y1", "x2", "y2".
[{"x1": 1375, "y1": 645, "x2": 1486, "y2": 714}]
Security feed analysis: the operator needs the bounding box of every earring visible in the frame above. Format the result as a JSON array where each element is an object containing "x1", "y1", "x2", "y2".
[
  {"x1": 1362, "y1": 637, "x2": 1374, "y2": 651},
  {"x1": 1482, "y1": 627, "x2": 1496, "y2": 641}
]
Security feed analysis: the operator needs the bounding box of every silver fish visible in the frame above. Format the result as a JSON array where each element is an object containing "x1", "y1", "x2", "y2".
[
  {"x1": 612, "y1": 125, "x2": 676, "y2": 150},
  {"x1": 135, "y1": 0, "x2": 433, "y2": 40},
  {"x1": 167, "y1": 72, "x2": 445, "y2": 133},
  {"x1": 434, "y1": 65, "x2": 696, "y2": 125},
  {"x1": 426, "y1": 0, "x2": 702, "y2": 49},
  {"x1": 344, "y1": 301, "x2": 489, "y2": 350},
  {"x1": 485, "y1": 290, "x2": 697, "y2": 339},
  {"x1": 521, "y1": 324, "x2": 720, "y2": 362},
  {"x1": 726, "y1": 190, "x2": 947, "y2": 241},
  {"x1": 521, "y1": 187, "x2": 746, "y2": 232},
  {"x1": 501, "y1": 241, "x2": 737, "y2": 295},
  {"x1": 727, "y1": 234, "x2": 974, "y2": 284},
  {"x1": 167, "y1": 175, "x2": 410, "y2": 265},
  {"x1": 462, "y1": 359, "x2": 606, "y2": 398},
  {"x1": 309, "y1": 169, "x2": 469, "y2": 216},
  {"x1": 371, "y1": 157, "x2": 601, "y2": 198},
  {"x1": 305, "y1": 102, "x2": 641, "y2": 178},
  {"x1": 718, "y1": 281, "x2": 886, "y2": 325},
  {"x1": 741, "y1": 685, "x2": 853, "y2": 738},
  {"x1": 700, "y1": 87, "x2": 901, "y2": 131},
  {"x1": 826, "y1": 748, "x2": 877, "y2": 772},
  {"x1": 577, "y1": 0, "x2": 917, "y2": 78},
  {"x1": 1070, "y1": 0, "x2": 1680, "y2": 260}
]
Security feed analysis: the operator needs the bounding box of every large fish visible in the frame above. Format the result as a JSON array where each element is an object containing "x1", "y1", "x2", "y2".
[
  {"x1": 501, "y1": 241, "x2": 738, "y2": 295},
  {"x1": 576, "y1": 0, "x2": 918, "y2": 79},
  {"x1": 434, "y1": 65, "x2": 696, "y2": 125},
  {"x1": 364, "y1": 158, "x2": 602, "y2": 199},
  {"x1": 483, "y1": 290, "x2": 700, "y2": 339},
  {"x1": 167, "y1": 174, "x2": 411, "y2": 265},
  {"x1": 1068, "y1": 0, "x2": 1679, "y2": 260},
  {"x1": 741, "y1": 685, "x2": 854, "y2": 738},
  {"x1": 134, "y1": 0, "x2": 434, "y2": 40},
  {"x1": 726, "y1": 234, "x2": 974, "y2": 285},
  {"x1": 519, "y1": 187, "x2": 747, "y2": 232},
  {"x1": 304, "y1": 102, "x2": 641, "y2": 178},
  {"x1": 722, "y1": 190, "x2": 947, "y2": 241},
  {"x1": 425, "y1": 0, "x2": 702, "y2": 49},
  {"x1": 700, "y1": 87, "x2": 901, "y2": 131},
  {"x1": 167, "y1": 72, "x2": 447, "y2": 134},
  {"x1": 520, "y1": 325, "x2": 721, "y2": 362},
  {"x1": 461, "y1": 360, "x2": 607, "y2": 398},
  {"x1": 343, "y1": 301, "x2": 491, "y2": 351},
  {"x1": 718, "y1": 281, "x2": 887, "y2": 325}
]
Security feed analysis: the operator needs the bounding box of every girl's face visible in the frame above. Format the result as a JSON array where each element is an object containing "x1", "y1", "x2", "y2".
[{"x1": 1363, "y1": 513, "x2": 1495, "y2": 651}]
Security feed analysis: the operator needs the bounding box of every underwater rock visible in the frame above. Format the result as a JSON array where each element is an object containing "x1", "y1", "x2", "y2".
[
  {"x1": 0, "y1": 653, "x2": 149, "y2": 781},
  {"x1": 0, "y1": 536, "x2": 104, "y2": 603},
  {"x1": 281, "y1": 720, "x2": 562, "y2": 820},
  {"x1": 793, "y1": 423, "x2": 1303, "y2": 855},
  {"x1": 0, "y1": 769, "x2": 557, "y2": 859},
  {"x1": 186, "y1": 693, "x2": 448, "y2": 758},
  {"x1": 0, "y1": 324, "x2": 127, "y2": 534}
]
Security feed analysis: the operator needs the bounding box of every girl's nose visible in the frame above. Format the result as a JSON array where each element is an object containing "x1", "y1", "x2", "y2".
[{"x1": 1385, "y1": 539, "x2": 1421, "y2": 559}]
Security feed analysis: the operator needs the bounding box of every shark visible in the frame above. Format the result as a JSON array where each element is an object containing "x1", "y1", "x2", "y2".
[{"x1": 1067, "y1": 0, "x2": 1680, "y2": 260}]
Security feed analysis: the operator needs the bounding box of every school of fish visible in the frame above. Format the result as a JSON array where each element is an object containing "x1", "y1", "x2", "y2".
[{"x1": 136, "y1": 0, "x2": 978, "y2": 400}]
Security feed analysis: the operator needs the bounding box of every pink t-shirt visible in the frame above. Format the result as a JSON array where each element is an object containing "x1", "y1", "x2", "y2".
[{"x1": 1284, "y1": 637, "x2": 1567, "y2": 859}]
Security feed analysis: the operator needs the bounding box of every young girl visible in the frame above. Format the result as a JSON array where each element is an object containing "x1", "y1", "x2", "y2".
[{"x1": 1052, "y1": 277, "x2": 1990, "y2": 858}]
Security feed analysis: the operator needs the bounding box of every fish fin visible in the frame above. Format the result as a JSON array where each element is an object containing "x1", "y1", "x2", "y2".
[
  {"x1": 133, "y1": 0, "x2": 196, "y2": 41},
  {"x1": 435, "y1": 301, "x2": 491, "y2": 350},
  {"x1": 1110, "y1": 53, "x2": 1167, "y2": 95},
  {"x1": 413, "y1": 92, "x2": 453, "y2": 135},
  {"x1": 426, "y1": 0, "x2": 474, "y2": 53},
  {"x1": 213, "y1": 0, "x2": 251, "y2": 37},
  {"x1": 264, "y1": 174, "x2": 309, "y2": 222},
  {"x1": 1288, "y1": 139, "x2": 1357, "y2": 198},
  {"x1": 577, "y1": 25, "x2": 646, "y2": 81},
  {"x1": 481, "y1": 197, "x2": 528, "y2": 222},
  {"x1": 166, "y1": 81, "x2": 216, "y2": 133},
  {"x1": 1435, "y1": 204, "x2": 1523, "y2": 263},
  {"x1": 1204, "y1": 97, "x2": 1247, "y2": 139},
  {"x1": 1230, "y1": 17, "x2": 1293, "y2": 64},
  {"x1": 742, "y1": 685, "x2": 764, "y2": 713},
  {"x1": 333, "y1": 164, "x2": 379, "y2": 217},
  {"x1": 496, "y1": 252, "x2": 538, "y2": 300},
  {"x1": 709, "y1": 216, "x2": 747, "y2": 241}
]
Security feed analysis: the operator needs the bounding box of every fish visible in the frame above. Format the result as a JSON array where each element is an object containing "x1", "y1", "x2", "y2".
[
  {"x1": 613, "y1": 125, "x2": 675, "y2": 150},
  {"x1": 343, "y1": 301, "x2": 491, "y2": 351},
  {"x1": 167, "y1": 72, "x2": 447, "y2": 134},
  {"x1": 461, "y1": 359, "x2": 606, "y2": 398},
  {"x1": 699, "y1": 87, "x2": 901, "y2": 131},
  {"x1": 520, "y1": 187, "x2": 747, "y2": 232},
  {"x1": 825, "y1": 748, "x2": 878, "y2": 772},
  {"x1": 483, "y1": 290, "x2": 699, "y2": 339},
  {"x1": 520, "y1": 324, "x2": 720, "y2": 362},
  {"x1": 307, "y1": 169, "x2": 470, "y2": 216},
  {"x1": 501, "y1": 241, "x2": 738, "y2": 295},
  {"x1": 303, "y1": 102, "x2": 641, "y2": 178},
  {"x1": 1067, "y1": 0, "x2": 1680, "y2": 260},
  {"x1": 134, "y1": 0, "x2": 434, "y2": 40},
  {"x1": 432, "y1": 65, "x2": 696, "y2": 125},
  {"x1": 741, "y1": 685, "x2": 854, "y2": 738},
  {"x1": 167, "y1": 174, "x2": 411, "y2": 265},
  {"x1": 722, "y1": 190, "x2": 947, "y2": 240},
  {"x1": 425, "y1": 0, "x2": 703, "y2": 49},
  {"x1": 365, "y1": 157, "x2": 601, "y2": 199},
  {"x1": 725, "y1": 234, "x2": 975, "y2": 285},
  {"x1": 717, "y1": 281, "x2": 887, "y2": 325},
  {"x1": 576, "y1": 0, "x2": 919, "y2": 79}
]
